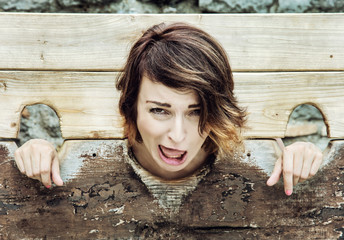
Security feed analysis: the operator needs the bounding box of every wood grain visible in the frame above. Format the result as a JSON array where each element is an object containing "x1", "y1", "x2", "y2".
[
  {"x1": 0, "y1": 71, "x2": 121, "y2": 139},
  {"x1": 0, "y1": 71, "x2": 343, "y2": 139},
  {"x1": 0, "y1": 13, "x2": 343, "y2": 71},
  {"x1": 1, "y1": 139, "x2": 343, "y2": 239},
  {"x1": 235, "y1": 72, "x2": 344, "y2": 138}
]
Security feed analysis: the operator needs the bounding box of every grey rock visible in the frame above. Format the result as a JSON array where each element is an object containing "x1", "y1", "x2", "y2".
[
  {"x1": 199, "y1": 0, "x2": 344, "y2": 13},
  {"x1": 277, "y1": 0, "x2": 344, "y2": 13},
  {"x1": 289, "y1": 104, "x2": 324, "y2": 122},
  {"x1": 109, "y1": 0, "x2": 160, "y2": 13},
  {"x1": 161, "y1": 0, "x2": 201, "y2": 13},
  {"x1": 89, "y1": 0, "x2": 161, "y2": 13},
  {"x1": 1, "y1": 0, "x2": 342, "y2": 14},
  {"x1": 308, "y1": 0, "x2": 344, "y2": 12},
  {"x1": 162, "y1": 6, "x2": 177, "y2": 13},
  {"x1": 143, "y1": 0, "x2": 185, "y2": 6},
  {"x1": 277, "y1": 0, "x2": 312, "y2": 13},
  {"x1": 85, "y1": 0, "x2": 113, "y2": 4},
  {"x1": 283, "y1": 104, "x2": 329, "y2": 150},
  {"x1": 57, "y1": 0, "x2": 81, "y2": 8},
  {"x1": 18, "y1": 104, "x2": 64, "y2": 149},
  {"x1": 175, "y1": 1, "x2": 201, "y2": 13},
  {"x1": 199, "y1": 0, "x2": 274, "y2": 13},
  {"x1": 0, "y1": 0, "x2": 56, "y2": 12}
]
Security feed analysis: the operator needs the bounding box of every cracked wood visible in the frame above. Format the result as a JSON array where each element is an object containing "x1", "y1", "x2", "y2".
[{"x1": 0, "y1": 140, "x2": 343, "y2": 239}]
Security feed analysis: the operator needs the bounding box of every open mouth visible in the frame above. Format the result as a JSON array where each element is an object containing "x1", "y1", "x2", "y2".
[{"x1": 158, "y1": 145, "x2": 187, "y2": 166}]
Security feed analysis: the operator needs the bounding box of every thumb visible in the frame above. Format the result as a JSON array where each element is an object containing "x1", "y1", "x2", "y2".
[
  {"x1": 51, "y1": 156, "x2": 64, "y2": 186},
  {"x1": 267, "y1": 157, "x2": 282, "y2": 186}
]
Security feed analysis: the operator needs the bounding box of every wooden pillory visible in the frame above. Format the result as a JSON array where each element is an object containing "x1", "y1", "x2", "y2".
[{"x1": 0, "y1": 13, "x2": 344, "y2": 239}]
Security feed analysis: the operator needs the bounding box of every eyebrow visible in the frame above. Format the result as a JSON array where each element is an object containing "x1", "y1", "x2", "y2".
[{"x1": 146, "y1": 101, "x2": 200, "y2": 108}]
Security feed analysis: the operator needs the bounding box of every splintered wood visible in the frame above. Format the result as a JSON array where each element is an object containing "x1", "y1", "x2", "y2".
[{"x1": 0, "y1": 140, "x2": 343, "y2": 239}]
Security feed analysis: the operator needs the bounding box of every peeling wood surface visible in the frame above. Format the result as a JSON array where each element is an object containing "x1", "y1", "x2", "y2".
[
  {"x1": 0, "y1": 13, "x2": 343, "y2": 72},
  {"x1": 1, "y1": 140, "x2": 343, "y2": 239},
  {"x1": 1, "y1": 71, "x2": 344, "y2": 139}
]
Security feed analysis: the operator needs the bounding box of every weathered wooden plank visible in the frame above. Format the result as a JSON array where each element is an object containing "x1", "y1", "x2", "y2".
[
  {"x1": 0, "y1": 71, "x2": 121, "y2": 139},
  {"x1": 0, "y1": 13, "x2": 343, "y2": 71},
  {"x1": 235, "y1": 72, "x2": 344, "y2": 138},
  {"x1": 0, "y1": 71, "x2": 343, "y2": 139},
  {"x1": 1, "y1": 139, "x2": 343, "y2": 239}
]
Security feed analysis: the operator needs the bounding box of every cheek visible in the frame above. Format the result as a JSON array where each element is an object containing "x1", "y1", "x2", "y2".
[
  {"x1": 195, "y1": 133, "x2": 208, "y2": 147},
  {"x1": 136, "y1": 114, "x2": 165, "y2": 144},
  {"x1": 188, "y1": 121, "x2": 208, "y2": 141}
]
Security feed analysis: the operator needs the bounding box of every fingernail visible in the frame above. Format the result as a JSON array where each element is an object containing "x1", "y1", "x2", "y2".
[
  {"x1": 46, "y1": 185, "x2": 51, "y2": 189},
  {"x1": 285, "y1": 190, "x2": 292, "y2": 196}
]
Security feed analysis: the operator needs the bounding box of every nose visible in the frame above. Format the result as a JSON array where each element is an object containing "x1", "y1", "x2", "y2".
[{"x1": 168, "y1": 116, "x2": 186, "y2": 143}]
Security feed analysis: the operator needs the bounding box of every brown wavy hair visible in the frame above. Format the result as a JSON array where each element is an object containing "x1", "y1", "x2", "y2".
[{"x1": 116, "y1": 22, "x2": 246, "y2": 156}]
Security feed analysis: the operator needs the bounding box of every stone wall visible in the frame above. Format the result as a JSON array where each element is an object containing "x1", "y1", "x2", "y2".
[
  {"x1": 200, "y1": 0, "x2": 344, "y2": 13},
  {"x1": 0, "y1": 0, "x2": 343, "y2": 13}
]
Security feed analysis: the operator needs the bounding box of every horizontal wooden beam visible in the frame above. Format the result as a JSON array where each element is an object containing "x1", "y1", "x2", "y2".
[
  {"x1": 0, "y1": 71, "x2": 121, "y2": 139},
  {"x1": 1, "y1": 139, "x2": 343, "y2": 238},
  {"x1": 0, "y1": 13, "x2": 343, "y2": 71},
  {"x1": 235, "y1": 72, "x2": 344, "y2": 138},
  {"x1": 0, "y1": 71, "x2": 343, "y2": 139}
]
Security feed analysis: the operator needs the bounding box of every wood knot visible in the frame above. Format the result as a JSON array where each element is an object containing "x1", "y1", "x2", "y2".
[
  {"x1": 0, "y1": 81, "x2": 6, "y2": 93},
  {"x1": 21, "y1": 108, "x2": 31, "y2": 119},
  {"x1": 91, "y1": 132, "x2": 100, "y2": 138}
]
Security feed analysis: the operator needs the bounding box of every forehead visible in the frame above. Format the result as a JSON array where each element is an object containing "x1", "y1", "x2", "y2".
[{"x1": 139, "y1": 76, "x2": 199, "y2": 105}]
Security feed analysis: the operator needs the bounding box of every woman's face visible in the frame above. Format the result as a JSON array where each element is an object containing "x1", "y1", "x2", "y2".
[{"x1": 132, "y1": 76, "x2": 209, "y2": 180}]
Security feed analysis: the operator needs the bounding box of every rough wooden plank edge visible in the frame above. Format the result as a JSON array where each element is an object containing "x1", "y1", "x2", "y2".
[{"x1": 1, "y1": 139, "x2": 343, "y2": 239}]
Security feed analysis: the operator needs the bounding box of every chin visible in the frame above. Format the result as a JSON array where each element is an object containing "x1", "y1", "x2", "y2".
[{"x1": 153, "y1": 162, "x2": 194, "y2": 180}]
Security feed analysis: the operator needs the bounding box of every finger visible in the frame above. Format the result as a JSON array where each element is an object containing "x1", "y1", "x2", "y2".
[
  {"x1": 40, "y1": 151, "x2": 52, "y2": 188},
  {"x1": 267, "y1": 157, "x2": 282, "y2": 186},
  {"x1": 275, "y1": 138, "x2": 285, "y2": 150},
  {"x1": 31, "y1": 144, "x2": 41, "y2": 179},
  {"x1": 283, "y1": 149, "x2": 293, "y2": 196},
  {"x1": 310, "y1": 151, "x2": 323, "y2": 177},
  {"x1": 51, "y1": 155, "x2": 63, "y2": 186},
  {"x1": 22, "y1": 148, "x2": 33, "y2": 178},
  {"x1": 31, "y1": 175, "x2": 42, "y2": 182},
  {"x1": 293, "y1": 150, "x2": 303, "y2": 186},
  {"x1": 14, "y1": 150, "x2": 25, "y2": 174},
  {"x1": 299, "y1": 149, "x2": 315, "y2": 182}
]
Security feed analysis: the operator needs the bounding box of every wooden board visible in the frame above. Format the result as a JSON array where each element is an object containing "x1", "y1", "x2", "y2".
[
  {"x1": 0, "y1": 13, "x2": 343, "y2": 71},
  {"x1": 0, "y1": 71, "x2": 343, "y2": 139},
  {"x1": 0, "y1": 71, "x2": 121, "y2": 139},
  {"x1": 1, "y1": 139, "x2": 343, "y2": 239},
  {"x1": 235, "y1": 72, "x2": 344, "y2": 138}
]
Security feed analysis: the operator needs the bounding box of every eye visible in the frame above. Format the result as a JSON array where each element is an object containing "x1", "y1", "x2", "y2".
[
  {"x1": 188, "y1": 109, "x2": 201, "y2": 117},
  {"x1": 149, "y1": 108, "x2": 170, "y2": 115}
]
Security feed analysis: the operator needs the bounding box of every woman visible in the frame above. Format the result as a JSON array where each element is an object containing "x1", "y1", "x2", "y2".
[{"x1": 14, "y1": 22, "x2": 323, "y2": 196}]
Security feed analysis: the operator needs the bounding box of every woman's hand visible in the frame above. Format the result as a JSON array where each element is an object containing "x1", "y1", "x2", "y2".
[
  {"x1": 14, "y1": 139, "x2": 63, "y2": 188},
  {"x1": 266, "y1": 140, "x2": 323, "y2": 196}
]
